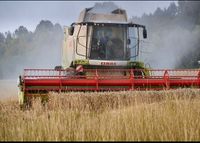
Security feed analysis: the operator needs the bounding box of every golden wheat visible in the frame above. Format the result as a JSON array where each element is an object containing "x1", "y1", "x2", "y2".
[{"x1": 0, "y1": 88, "x2": 200, "y2": 141}]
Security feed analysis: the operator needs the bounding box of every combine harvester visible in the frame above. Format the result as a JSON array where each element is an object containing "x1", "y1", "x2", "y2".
[{"x1": 18, "y1": 3, "x2": 200, "y2": 106}]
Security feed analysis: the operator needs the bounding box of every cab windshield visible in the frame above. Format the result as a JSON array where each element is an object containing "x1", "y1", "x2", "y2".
[{"x1": 90, "y1": 25, "x2": 127, "y2": 60}]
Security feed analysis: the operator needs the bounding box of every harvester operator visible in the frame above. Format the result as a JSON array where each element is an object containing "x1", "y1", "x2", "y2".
[
  {"x1": 98, "y1": 28, "x2": 123, "y2": 60},
  {"x1": 90, "y1": 27, "x2": 124, "y2": 60}
]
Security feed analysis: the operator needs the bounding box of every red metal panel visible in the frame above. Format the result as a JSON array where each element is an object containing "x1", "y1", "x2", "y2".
[{"x1": 22, "y1": 68, "x2": 200, "y2": 94}]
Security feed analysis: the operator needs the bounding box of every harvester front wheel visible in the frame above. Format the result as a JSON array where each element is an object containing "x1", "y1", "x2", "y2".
[{"x1": 19, "y1": 95, "x2": 32, "y2": 110}]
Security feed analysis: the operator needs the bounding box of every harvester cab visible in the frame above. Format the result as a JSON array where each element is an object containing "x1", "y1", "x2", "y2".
[
  {"x1": 59, "y1": 6, "x2": 147, "y2": 72},
  {"x1": 18, "y1": 3, "x2": 200, "y2": 107}
]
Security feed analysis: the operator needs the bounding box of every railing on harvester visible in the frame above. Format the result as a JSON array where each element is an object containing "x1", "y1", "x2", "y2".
[{"x1": 22, "y1": 68, "x2": 200, "y2": 95}]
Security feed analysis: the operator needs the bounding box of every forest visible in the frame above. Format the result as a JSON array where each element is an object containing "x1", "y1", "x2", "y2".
[
  {"x1": 132, "y1": 1, "x2": 200, "y2": 69},
  {"x1": 0, "y1": 21, "x2": 63, "y2": 79},
  {"x1": 0, "y1": 1, "x2": 199, "y2": 79}
]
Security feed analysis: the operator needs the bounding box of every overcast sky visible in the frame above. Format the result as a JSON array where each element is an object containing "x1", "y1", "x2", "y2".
[{"x1": 0, "y1": 1, "x2": 177, "y2": 33}]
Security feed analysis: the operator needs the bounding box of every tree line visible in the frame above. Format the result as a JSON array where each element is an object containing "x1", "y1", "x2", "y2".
[
  {"x1": 0, "y1": 20, "x2": 63, "y2": 79},
  {"x1": 131, "y1": 1, "x2": 200, "y2": 69}
]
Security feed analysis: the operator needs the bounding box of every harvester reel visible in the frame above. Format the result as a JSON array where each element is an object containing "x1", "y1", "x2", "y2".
[{"x1": 18, "y1": 66, "x2": 200, "y2": 108}]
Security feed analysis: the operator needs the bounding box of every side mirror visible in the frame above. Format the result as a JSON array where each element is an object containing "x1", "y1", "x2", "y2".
[
  {"x1": 143, "y1": 28, "x2": 147, "y2": 39},
  {"x1": 127, "y1": 39, "x2": 131, "y2": 45},
  {"x1": 68, "y1": 26, "x2": 74, "y2": 36}
]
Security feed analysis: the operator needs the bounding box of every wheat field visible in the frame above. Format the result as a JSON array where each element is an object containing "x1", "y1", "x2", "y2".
[{"x1": 0, "y1": 86, "x2": 200, "y2": 141}]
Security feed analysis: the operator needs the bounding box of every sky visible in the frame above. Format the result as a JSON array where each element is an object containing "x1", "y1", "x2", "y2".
[{"x1": 0, "y1": 1, "x2": 177, "y2": 33}]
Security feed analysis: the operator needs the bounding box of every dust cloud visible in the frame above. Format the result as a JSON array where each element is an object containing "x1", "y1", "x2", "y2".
[
  {"x1": 0, "y1": 80, "x2": 18, "y2": 99},
  {"x1": 140, "y1": 25, "x2": 200, "y2": 69},
  {"x1": 133, "y1": 1, "x2": 200, "y2": 69}
]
